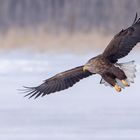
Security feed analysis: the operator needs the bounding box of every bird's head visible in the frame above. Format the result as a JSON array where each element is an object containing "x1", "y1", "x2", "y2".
[
  {"x1": 83, "y1": 64, "x2": 91, "y2": 72},
  {"x1": 83, "y1": 57, "x2": 97, "y2": 73}
]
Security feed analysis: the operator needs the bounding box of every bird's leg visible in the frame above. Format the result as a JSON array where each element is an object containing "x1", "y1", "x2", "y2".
[
  {"x1": 102, "y1": 73, "x2": 122, "y2": 92},
  {"x1": 121, "y1": 80, "x2": 129, "y2": 87},
  {"x1": 111, "y1": 66, "x2": 129, "y2": 88},
  {"x1": 114, "y1": 84, "x2": 121, "y2": 92}
]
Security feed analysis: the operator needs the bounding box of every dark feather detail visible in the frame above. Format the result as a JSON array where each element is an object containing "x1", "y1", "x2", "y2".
[
  {"x1": 103, "y1": 14, "x2": 140, "y2": 63},
  {"x1": 132, "y1": 12, "x2": 138, "y2": 25},
  {"x1": 23, "y1": 66, "x2": 92, "y2": 99}
]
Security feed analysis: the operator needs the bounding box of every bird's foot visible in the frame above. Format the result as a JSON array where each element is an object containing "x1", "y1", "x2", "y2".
[
  {"x1": 114, "y1": 84, "x2": 121, "y2": 92},
  {"x1": 121, "y1": 80, "x2": 129, "y2": 87}
]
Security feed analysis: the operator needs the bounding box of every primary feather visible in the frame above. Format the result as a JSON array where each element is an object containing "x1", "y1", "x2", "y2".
[
  {"x1": 103, "y1": 13, "x2": 140, "y2": 63},
  {"x1": 24, "y1": 66, "x2": 92, "y2": 99}
]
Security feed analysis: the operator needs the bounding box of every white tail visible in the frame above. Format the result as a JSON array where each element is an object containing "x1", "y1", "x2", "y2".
[{"x1": 100, "y1": 61, "x2": 137, "y2": 88}]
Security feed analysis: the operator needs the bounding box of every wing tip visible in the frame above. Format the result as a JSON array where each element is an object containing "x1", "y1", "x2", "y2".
[
  {"x1": 20, "y1": 86, "x2": 41, "y2": 99},
  {"x1": 133, "y1": 12, "x2": 140, "y2": 25}
]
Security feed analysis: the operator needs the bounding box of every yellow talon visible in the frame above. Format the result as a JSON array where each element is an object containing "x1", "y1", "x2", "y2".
[
  {"x1": 114, "y1": 84, "x2": 121, "y2": 92},
  {"x1": 121, "y1": 80, "x2": 129, "y2": 86}
]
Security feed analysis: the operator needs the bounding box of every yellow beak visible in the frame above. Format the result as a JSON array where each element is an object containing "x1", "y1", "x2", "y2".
[{"x1": 83, "y1": 65, "x2": 89, "y2": 72}]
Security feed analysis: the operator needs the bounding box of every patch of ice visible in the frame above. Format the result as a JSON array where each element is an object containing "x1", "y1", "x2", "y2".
[{"x1": 0, "y1": 59, "x2": 50, "y2": 74}]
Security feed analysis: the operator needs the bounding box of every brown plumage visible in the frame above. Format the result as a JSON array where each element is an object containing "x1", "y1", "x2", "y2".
[
  {"x1": 24, "y1": 66, "x2": 92, "y2": 99},
  {"x1": 23, "y1": 13, "x2": 140, "y2": 99}
]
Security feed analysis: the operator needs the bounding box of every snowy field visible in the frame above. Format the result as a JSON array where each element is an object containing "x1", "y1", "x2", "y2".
[{"x1": 0, "y1": 50, "x2": 140, "y2": 140}]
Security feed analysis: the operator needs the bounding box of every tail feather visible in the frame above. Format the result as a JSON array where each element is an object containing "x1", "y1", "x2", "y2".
[{"x1": 117, "y1": 61, "x2": 136, "y2": 84}]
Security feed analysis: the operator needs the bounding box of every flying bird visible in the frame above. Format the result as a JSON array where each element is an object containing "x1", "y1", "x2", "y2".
[{"x1": 23, "y1": 13, "x2": 140, "y2": 99}]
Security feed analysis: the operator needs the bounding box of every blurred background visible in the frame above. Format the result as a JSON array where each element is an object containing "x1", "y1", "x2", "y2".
[
  {"x1": 0, "y1": 0, "x2": 140, "y2": 140},
  {"x1": 0, "y1": 0, "x2": 140, "y2": 53}
]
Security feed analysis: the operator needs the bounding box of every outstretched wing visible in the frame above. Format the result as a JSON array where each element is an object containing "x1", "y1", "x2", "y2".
[
  {"x1": 103, "y1": 13, "x2": 140, "y2": 63},
  {"x1": 23, "y1": 66, "x2": 92, "y2": 99}
]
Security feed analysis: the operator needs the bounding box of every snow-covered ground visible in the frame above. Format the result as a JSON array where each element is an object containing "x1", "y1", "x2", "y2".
[{"x1": 0, "y1": 50, "x2": 140, "y2": 140}]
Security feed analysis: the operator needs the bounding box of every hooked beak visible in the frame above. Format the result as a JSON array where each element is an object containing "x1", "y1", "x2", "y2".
[{"x1": 83, "y1": 65, "x2": 89, "y2": 72}]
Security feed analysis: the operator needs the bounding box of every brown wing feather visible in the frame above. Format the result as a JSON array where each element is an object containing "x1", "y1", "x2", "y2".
[
  {"x1": 23, "y1": 66, "x2": 92, "y2": 99},
  {"x1": 103, "y1": 14, "x2": 140, "y2": 63}
]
